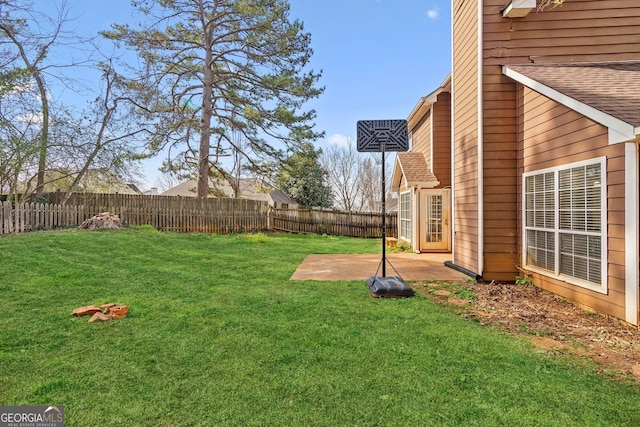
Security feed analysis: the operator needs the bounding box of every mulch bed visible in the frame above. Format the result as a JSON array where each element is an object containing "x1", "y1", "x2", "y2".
[{"x1": 412, "y1": 281, "x2": 640, "y2": 382}]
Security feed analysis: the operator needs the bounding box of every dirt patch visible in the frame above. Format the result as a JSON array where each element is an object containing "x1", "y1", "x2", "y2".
[{"x1": 412, "y1": 281, "x2": 640, "y2": 383}]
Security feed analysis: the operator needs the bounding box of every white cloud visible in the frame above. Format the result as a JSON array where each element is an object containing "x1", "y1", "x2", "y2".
[
  {"x1": 427, "y1": 7, "x2": 440, "y2": 20},
  {"x1": 17, "y1": 112, "x2": 44, "y2": 125},
  {"x1": 328, "y1": 133, "x2": 352, "y2": 148}
]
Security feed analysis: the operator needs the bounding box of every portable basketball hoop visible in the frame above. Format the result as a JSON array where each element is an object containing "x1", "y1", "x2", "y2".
[{"x1": 356, "y1": 119, "x2": 414, "y2": 298}]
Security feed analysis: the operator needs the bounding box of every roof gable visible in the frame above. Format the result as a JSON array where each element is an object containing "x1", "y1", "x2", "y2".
[
  {"x1": 503, "y1": 61, "x2": 640, "y2": 143},
  {"x1": 391, "y1": 152, "x2": 440, "y2": 191}
]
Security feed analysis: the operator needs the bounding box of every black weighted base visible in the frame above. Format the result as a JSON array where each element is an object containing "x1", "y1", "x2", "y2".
[{"x1": 366, "y1": 276, "x2": 415, "y2": 298}]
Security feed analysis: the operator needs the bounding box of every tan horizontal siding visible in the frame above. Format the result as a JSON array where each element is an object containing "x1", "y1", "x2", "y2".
[
  {"x1": 509, "y1": 24, "x2": 639, "y2": 41},
  {"x1": 455, "y1": 93, "x2": 479, "y2": 121},
  {"x1": 452, "y1": 250, "x2": 479, "y2": 275},
  {"x1": 485, "y1": 34, "x2": 640, "y2": 50},
  {"x1": 454, "y1": 0, "x2": 480, "y2": 274},
  {"x1": 483, "y1": 253, "x2": 520, "y2": 281},
  {"x1": 455, "y1": 169, "x2": 479, "y2": 186},
  {"x1": 520, "y1": 89, "x2": 611, "y2": 170},
  {"x1": 455, "y1": 211, "x2": 479, "y2": 224},
  {"x1": 448, "y1": 0, "x2": 640, "y2": 318},
  {"x1": 609, "y1": 263, "x2": 626, "y2": 281},
  {"x1": 432, "y1": 94, "x2": 452, "y2": 188},
  {"x1": 411, "y1": 112, "x2": 431, "y2": 157},
  {"x1": 607, "y1": 155, "x2": 625, "y2": 171},
  {"x1": 608, "y1": 211, "x2": 625, "y2": 228},
  {"x1": 517, "y1": 86, "x2": 628, "y2": 320},
  {"x1": 484, "y1": 222, "x2": 518, "y2": 238},
  {"x1": 484, "y1": 44, "x2": 640, "y2": 65},
  {"x1": 530, "y1": 272, "x2": 626, "y2": 321},
  {"x1": 609, "y1": 249, "x2": 625, "y2": 268},
  {"x1": 485, "y1": 0, "x2": 640, "y2": 65},
  {"x1": 608, "y1": 191, "x2": 625, "y2": 215},
  {"x1": 483, "y1": 194, "x2": 517, "y2": 207},
  {"x1": 609, "y1": 236, "x2": 625, "y2": 254},
  {"x1": 524, "y1": 109, "x2": 602, "y2": 137}
]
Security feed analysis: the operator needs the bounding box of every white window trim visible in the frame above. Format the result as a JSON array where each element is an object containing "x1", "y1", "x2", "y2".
[
  {"x1": 399, "y1": 190, "x2": 412, "y2": 243},
  {"x1": 522, "y1": 157, "x2": 608, "y2": 294}
]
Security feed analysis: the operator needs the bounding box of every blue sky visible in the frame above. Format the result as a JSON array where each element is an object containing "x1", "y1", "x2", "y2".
[
  {"x1": 43, "y1": 0, "x2": 452, "y2": 189},
  {"x1": 289, "y1": 1, "x2": 451, "y2": 146}
]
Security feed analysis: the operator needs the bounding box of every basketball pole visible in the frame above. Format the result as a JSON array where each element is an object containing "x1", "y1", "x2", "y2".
[{"x1": 381, "y1": 142, "x2": 386, "y2": 277}]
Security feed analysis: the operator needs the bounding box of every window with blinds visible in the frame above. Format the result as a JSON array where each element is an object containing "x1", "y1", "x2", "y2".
[{"x1": 523, "y1": 158, "x2": 606, "y2": 293}]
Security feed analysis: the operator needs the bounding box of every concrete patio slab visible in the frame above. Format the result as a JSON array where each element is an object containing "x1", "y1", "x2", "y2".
[{"x1": 290, "y1": 252, "x2": 469, "y2": 281}]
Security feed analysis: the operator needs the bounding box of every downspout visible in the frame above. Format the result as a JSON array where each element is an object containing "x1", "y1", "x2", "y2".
[
  {"x1": 450, "y1": 0, "x2": 456, "y2": 260},
  {"x1": 444, "y1": 260, "x2": 482, "y2": 281},
  {"x1": 413, "y1": 187, "x2": 419, "y2": 252},
  {"x1": 477, "y1": 0, "x2": 485, "y2": 277}
]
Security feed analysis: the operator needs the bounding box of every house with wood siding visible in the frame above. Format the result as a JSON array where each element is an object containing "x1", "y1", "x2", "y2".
[
  {"x1": 391, "y1": 76, "x2": 452, "y2": 253},
  {"x1": 448, "y1": 0, "x2": 640, "y2": 325}
]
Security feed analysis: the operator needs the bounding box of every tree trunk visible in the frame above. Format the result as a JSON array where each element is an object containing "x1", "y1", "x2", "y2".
[
  {"x1": 0, "y1": 23, "x2": 51, "y2": 197},
  {"x1": 34, "y1": 72, "x2": 49, "y2": 196},
  {"x1": 197, "y1": 31, "x2": 214, "y2": 198}
]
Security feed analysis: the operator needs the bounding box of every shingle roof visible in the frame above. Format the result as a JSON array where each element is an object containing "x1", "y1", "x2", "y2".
[
  {"x1": 396, "y1": 152, "x2": 439, "y2": 187},
  {"x1": 505, "y1": 61, "x2": 640, "y2": 128},
  {"x1": 160, "y1": 177, "x2": 296, "y2": 205}
]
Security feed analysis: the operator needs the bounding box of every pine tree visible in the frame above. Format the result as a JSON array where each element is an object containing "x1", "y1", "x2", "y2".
[
  {"x1": 276, "y1": 143, "x2": 332, "y2": 207},
  {"x1": 102, "y1": 0, "x2": 324, "y2": 197}
]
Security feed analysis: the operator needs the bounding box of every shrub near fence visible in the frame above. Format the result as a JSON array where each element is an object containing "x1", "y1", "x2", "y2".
[{"x1": 0, "y1": 193, "x2": 396, "y2": 238}]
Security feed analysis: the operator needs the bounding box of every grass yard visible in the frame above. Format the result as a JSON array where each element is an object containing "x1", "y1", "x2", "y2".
[{"x1": 1, "y1": 227, "x2": 639, "y2": 426}]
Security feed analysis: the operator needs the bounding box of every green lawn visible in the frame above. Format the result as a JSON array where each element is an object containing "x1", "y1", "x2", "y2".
[{"x1": 1, "y1": 228, "x2": 639, "y2": 426}]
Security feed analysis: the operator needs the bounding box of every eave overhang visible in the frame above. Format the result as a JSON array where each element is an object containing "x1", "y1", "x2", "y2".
[
  {"x1": 502, "y1": 0, "x2": 536, "y2": 18},
  {"x1": 407, "y1": 74, "x2": 451, "y2": 131},
  {"x1": 503, "y1": 64, "x2": 640, "y2": 144}
]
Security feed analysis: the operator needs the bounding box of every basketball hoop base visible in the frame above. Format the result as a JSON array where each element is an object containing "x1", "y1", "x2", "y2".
[{"x1": 366, "y1": 276, "x2": 415, "y2": 298}]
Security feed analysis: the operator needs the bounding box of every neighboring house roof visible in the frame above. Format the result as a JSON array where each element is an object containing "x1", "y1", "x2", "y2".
[
  {"x1": 503, "y1": 61, "x2": 640, "y2": 143},
  {"x1": 22, "y1": 169, "x2": 140, "y2": 195},
  {"x1": 161, "y1": 177, "x2": 296, "y2": 206},
  {"x1": 391, "y1": 152, "x2": 440, "y2": 191}
]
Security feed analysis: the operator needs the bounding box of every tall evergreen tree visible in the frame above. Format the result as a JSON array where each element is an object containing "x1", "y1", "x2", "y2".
[
  {"x1": 276, "y1": 142, "x2": 332, "y2": 207},
  {"x1": 102, "y1": 0, "x2": 324, "y2": 197}
]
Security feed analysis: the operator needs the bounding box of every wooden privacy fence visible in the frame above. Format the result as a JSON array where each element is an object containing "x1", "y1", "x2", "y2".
[
  {"x1": 46, "y1": 192, "x2": 270, "y2": 233},
  {"x1": 0, "y1": 193, "x2": 395, "y2": 238},
  {"x1": 1, "y1": 201, "x2": 88, "y2": 234},
  {"x1": 271, "y1": 203, "x2": 397, "y2": 238},
  {"x1": 0, "y1": 196, "x2": 270, "y2": 235}
]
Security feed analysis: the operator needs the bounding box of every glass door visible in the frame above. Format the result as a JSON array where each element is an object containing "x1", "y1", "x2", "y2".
[{"x1": 419, "y1": 189, "x2": 450, "y2": 251}]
